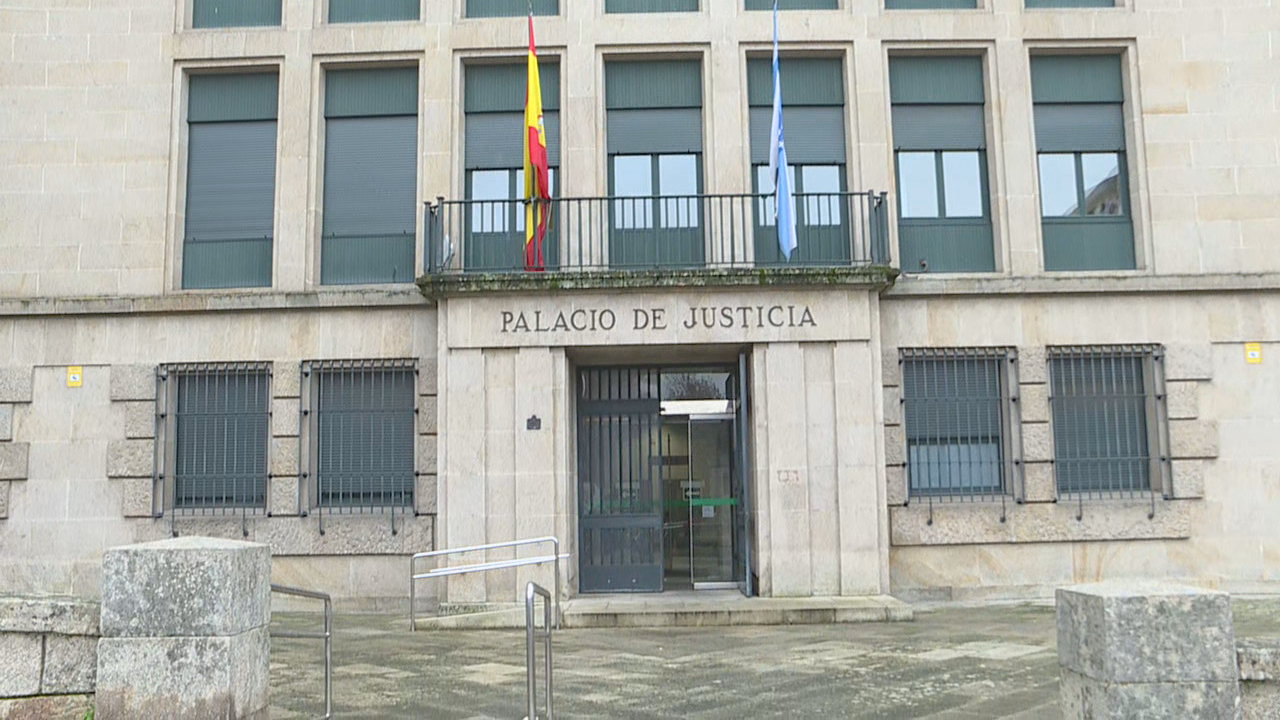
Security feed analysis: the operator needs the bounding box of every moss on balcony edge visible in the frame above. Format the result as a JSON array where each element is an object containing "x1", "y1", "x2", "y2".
[{"x1": 417, "y1": 265, "x2": 900, "y2": 298}]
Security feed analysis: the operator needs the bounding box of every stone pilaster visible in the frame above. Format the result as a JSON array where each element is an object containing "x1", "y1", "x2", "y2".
[
  {"x1": 1057, "y1": 582, "x2": 1239, "y2": 719},
  {"x1": 95, "y1": 537, "x2": 271, "y2": 720}
]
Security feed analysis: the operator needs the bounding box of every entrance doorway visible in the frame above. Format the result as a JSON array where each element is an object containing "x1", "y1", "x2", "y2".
[
  {"x1": 576, "y1": 361, "x2": 752, "y2": 595},
  {"x1": 660, "y1": 411, "x2": 736, "y2": 590}
]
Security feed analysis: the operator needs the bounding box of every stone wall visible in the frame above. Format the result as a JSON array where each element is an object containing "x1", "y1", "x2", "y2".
[
  {"x1": 1, "y1": 0, "x2": 1279, "y2": 293},
  {"x1": 0, "y1": 597, "x2": 98, "y2": 719},
  {"x1": 0, "y1": 303, "x2": 438, "y2": 609},
  {"x1": 882, "y1": 290, "x2": 1280, "y2": 600},
  {"x1": 1238, "y1": 640, "x2": 1280, "y2": 720}
]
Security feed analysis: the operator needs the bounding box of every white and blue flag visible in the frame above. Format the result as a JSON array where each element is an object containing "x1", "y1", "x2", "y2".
[{"x1": 768, "y1": 1, "x2": 798, "y2": 260}]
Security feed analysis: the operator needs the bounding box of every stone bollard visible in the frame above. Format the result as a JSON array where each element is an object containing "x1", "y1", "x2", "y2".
[
  {"x1": 1056, "y1": 582, "x2": 1240, "y2": 719},
  {"x1": 95, "y1": 537, "x2": 272, "y2": 720}
]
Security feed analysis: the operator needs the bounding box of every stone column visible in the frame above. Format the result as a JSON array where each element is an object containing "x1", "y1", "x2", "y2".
[
  {"x1": 1057, "y1": 582, "x2": 1240, "y2": 719},
  {"x1": 95, "y1": 537, "x2": 271, "y2": 720}
]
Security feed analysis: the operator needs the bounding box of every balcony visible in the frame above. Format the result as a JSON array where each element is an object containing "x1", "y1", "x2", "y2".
[{"x1": 419, "y1": 191, "x2": 895, "y2": 296}]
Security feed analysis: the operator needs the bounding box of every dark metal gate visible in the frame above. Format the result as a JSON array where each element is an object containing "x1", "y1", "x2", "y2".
[{"x1": 576, "y1": 368, "x2": 664, "y2": 593}]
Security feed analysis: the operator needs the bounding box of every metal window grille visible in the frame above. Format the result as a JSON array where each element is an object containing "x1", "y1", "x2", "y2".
[
  {"x1": 1048, "y1": 345, "x2": 1169, "y2": 519},
  {"x1": 900, "y1": 348, "x2": 1020, "y2": 522},
  {"x1": 157, "y1": 363, "x2": 271, "y2": 534},
  {"x1": 303, "y1": 359, "x2": 416, "y2": 534}
]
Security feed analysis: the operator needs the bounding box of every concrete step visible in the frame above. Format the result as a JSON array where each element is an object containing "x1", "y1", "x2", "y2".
[
  {"x1": 563, "y1": 593, "x2": 913, "y2": 629},
  {"x1": 410, "y1": 593, "x2": 912, "y2": 630}
]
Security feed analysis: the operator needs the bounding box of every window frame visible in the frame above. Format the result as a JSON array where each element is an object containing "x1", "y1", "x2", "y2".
[
  {"x1": 327, "y1": 0, "x2": 420, "y2": 23},
  {"x1": 1037, "y1": 150, "x2": 1129, "y2": 220},
  {"x1": 894, "y1": 149, "x2": 991, "y2": 222},
  {"x1": 745, "y1": 0, "x2": 839, "y2": 9},
  {"x1": 1047, "y1": 345, "x2": 1171, "y2": 501},
  {"x1": 607, "y1": 152, "x2": 705, "y2": 231},
  {"x1": 299, "y1": 359, "x2": 418, "y2": 518},
  {"x1": 898, "y1": 347, "x2": 1022, "y2": 502},
  {"x1": 156, "y1": 362, "x2": 273, "y2": 517},
  {"x1": 753, "y1": 163, "x2": 848, "y2": 227},
  {"x1": 181, "y1": 70, "x2": 280, "y2": 291},
  {"x1": 464, "y1": 0, "x2": 558, "y2": 17}
]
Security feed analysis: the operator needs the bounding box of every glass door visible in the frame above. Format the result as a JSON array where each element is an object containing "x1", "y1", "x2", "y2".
[
  {"x1": 688, "y1": 417, "x2": 736, "y2": 589},
  {"x1": 659, "y1": 411, "x2": 738, "y2": 590}
]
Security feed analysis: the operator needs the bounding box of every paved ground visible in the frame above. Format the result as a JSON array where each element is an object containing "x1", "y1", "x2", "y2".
[{"x1": 268, "y1": 598, "x2": 1280, "y2": 719}]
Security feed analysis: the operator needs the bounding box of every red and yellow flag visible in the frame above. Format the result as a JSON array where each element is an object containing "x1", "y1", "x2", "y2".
[{"x1": 523, "y1": 14, "x2": 551, "y2": 272}]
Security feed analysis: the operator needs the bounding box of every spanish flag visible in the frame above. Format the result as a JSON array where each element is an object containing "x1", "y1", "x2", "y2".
[{"x1": 523, "y1": 14, "x2": 551, "y2": 272}]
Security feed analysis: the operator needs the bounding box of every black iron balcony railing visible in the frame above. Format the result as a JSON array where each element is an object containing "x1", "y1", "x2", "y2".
[{"x1": 424, "y1": 191, "x2": 889, "y2": 274}]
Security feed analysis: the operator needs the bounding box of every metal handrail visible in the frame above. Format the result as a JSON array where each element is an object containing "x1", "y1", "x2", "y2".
[
  {"x1": 271, "y1": 583, "x2": 333, "y2": 720},
  {"x1": 424, "y1": 190, "x2": 891, "y2": 273},
  {"x1": 525, "y1": 582, "x2": 554, "y2": 720},
  {"x1": 409, "y1": 536, "x2": 566, "y2": 631}
]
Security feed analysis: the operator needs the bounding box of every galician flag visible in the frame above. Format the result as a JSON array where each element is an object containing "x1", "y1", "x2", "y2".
[
  {"x1": 768, "y1": 1, "x2": 798, "y2": 260},
  {"x1": 523, "y1": 12, "x2": 551, "y2": 272}
]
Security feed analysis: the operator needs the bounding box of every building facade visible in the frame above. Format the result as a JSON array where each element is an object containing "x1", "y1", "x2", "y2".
[{"x1": 0, "y1": 0, "x2": 1277, "y2": 608}]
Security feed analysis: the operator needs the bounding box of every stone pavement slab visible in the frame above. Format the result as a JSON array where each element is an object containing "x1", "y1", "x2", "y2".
[{"x1": 267, "y1": 598, "x2": 1280, "y2": 719}]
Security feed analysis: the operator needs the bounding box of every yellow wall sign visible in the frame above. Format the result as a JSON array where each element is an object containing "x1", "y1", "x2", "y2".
[
  {"x1": 66, "y1": 366, "x2": 83, "y2": 388},
  {"x1": 1245, "y1": 343, "x2": 1263, "y2": 365}
]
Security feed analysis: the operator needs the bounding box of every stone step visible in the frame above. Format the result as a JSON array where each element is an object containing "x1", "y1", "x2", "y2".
[
  {"x1": 411, "y1": 593, "x2": 912, "y2": 630},
  {"x1": 564, "y1": 594, "x2": 912, "y2": 629}
]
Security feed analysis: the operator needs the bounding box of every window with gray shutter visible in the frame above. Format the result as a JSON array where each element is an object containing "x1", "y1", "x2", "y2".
[
  {"x1": 885, "y1": 0, "x2": 976, "y2": 8},
  {"x1": 160, "y1": 364, "x2": 271, "y2": 515},
  {"x1": 321, "y1": 67, "x2": 418, "y2": 285},
  {"x1": 463, "y1": 62, "x2": 561, "y2": 271},
  {"x1": 889, "y1": 56, "x2": 994, "y2": 273},
  {"x1": 184, "y1": 72, "x2": 278, "y2": 289},
  {"x1": 329, "y1": 0, "x2": 419, "y2": 23},
  {"x1": 466, "y1": 0, "x2": 557, "y2": 16},
  {"x1": 747, "y1": 57, "x2": 849, "y2": 265},
  {"x1": 304, "y1": 360, "x2": 416, "y2": 516},
  {"x1": 192, "y1": 0, "x2": 282, "y2": 28},
  {"x1": 606, "y1": 0, "x2": 698, "y2": 12},
  {"x1": 1031, "y1": 54, "x2": 1135, "y2": 271},
  {"x1": 605, "y1": 60, "x2": 705, "y2": 268},
  {"x1": 1049, "y1": 346, "x2": 1168, "y2": 506},
  {"x1": 900, "y1": 349, "x2": 1018, "y2": 503},
  {"x1": 745, "y1": 0, "x2": 837, "y2": 9},
  {"x1": 1026, "y1": 0, "x2": 1113, "y2": 7}
]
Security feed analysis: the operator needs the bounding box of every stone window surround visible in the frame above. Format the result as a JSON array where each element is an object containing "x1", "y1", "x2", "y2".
[
  {"x1": 884, "y1": 343, "x2": 1214, "y2": 546},
  {"x1": 154, "y1": 362, "x2": 274, "y2": 515},
  {"x1": 0, "y1": 369, "x2": 33, "y2": 521},
  {"x1": 106, "y1": 360, "x2": 438, "y2": 555},
  {"x1": 1026, "y1": 40, "x2": 1152, "y2": 273},
  {"x1": 167, "y1": 58, "x2": 286, "y2": 295},
  {"x1": 897, "y1": 346, "x2": 1024, "y2": 508},
  {"x1": 297, "y1": 358, "x2": 420, "y2": 517}
]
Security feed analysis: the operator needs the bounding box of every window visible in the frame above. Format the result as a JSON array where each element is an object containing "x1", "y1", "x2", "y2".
[
  {"x1": 183, "y1": 72, "x2": 278, "y2": 289},
  {"x1": 159, "y1": 364, "x2": 271, "y2": 513},
  {"x1": 746, "y1": 0, "x2": 837, "y2": 9},
  {"x1": 900, "y1": 349, "x2": 1017, "y2": 499},
  {"x1": 192, "y1": 0, "x2": 281, "y2": 28},
  {"x1": 303, "y1": 360, "x2": 416, "y2": 513},
  {"x1": 1031, "y1": 54, "x2": 1134, "y2": 271},
  {"x1": 321, "y1": 67, "x2": 418, "y2": 285},
  {"x1": 607, "y1": 0, "x2": 697, "y2": 11},
  {"x1": 1049, "y1": 346, "x2": 1167, "y2": 498},
  {"x1": 1026, "y1": 0, "x2": 1113, "y2": 7},
  {"x1": 747, "y1": 57, "x2": 849, "y2": 265},
  {"x1": 605, "y1": 59, "x2": 704, "y2": 268},
  {"x1": 463, "y1": 62, "x2": 561, "y2": 271},
  {"x1": 889, "y1": 56, "x2": 994, "y2": 273},
  {"x1": 886, "y1": 0, "x2": 975, "y2": 7},
  {"x1": 466, "y1": 0, "x2": 556, "y2": 17},
  {"x1": 329, "y1": 0, "x2": 418, "y2": 23}
]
